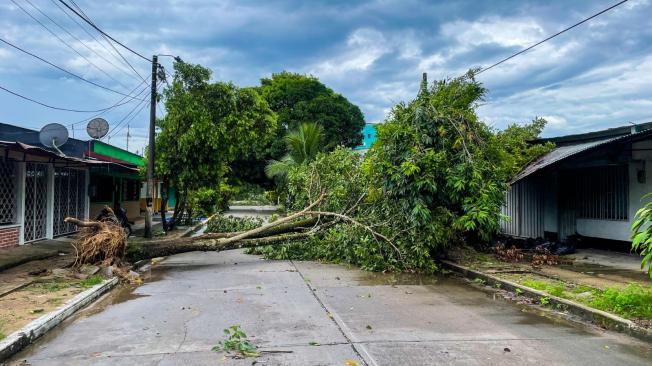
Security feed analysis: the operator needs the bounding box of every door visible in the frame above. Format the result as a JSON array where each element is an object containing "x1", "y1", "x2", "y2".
[
  {"x1": 24, "y1": 163, "x2": 48, "y2": 242},
  {"x1": 53, "y1": 168, "x2": 86, "y2": 236}
]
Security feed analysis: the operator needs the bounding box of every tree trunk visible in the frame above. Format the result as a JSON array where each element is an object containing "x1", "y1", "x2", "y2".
[{"x1": 127, "y1": 232, "x2": 310, "y2": 262}]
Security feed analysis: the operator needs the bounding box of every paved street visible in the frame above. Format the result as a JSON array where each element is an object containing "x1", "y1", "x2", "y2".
[{"x1": 7, "y1": 250, "x2": 652, "y2": 365}]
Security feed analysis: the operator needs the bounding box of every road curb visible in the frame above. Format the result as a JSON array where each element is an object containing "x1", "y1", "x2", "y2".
[
  {"x1": 442, "y1": 260, "x2": 652, "y2": 343},
  {"x1": 0, "y1": 277, "x2": 119, "y2": 362}
]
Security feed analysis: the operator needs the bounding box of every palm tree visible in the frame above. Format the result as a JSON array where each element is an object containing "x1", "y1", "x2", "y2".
[{"x1": 265, "y1": 122, "x2": 323, "y2": 179}]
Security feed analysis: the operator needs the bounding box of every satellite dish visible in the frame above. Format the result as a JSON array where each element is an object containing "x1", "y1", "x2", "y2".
[
  {"x1": 87, "y1": 118, "x2": 109, "y2": 139},
  {"x1": 39, "y1": 123, "x2": 69, "y2": 149}
]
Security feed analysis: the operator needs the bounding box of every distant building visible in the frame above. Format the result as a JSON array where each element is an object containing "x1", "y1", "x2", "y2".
[
  {"x1": 354, "y1": 123, "x2": 378, "y2": 152},
  {"x1": 502, "y1": 122, "x2": 652, "y2": 246}
]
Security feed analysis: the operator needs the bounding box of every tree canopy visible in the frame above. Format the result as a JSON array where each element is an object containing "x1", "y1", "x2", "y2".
[
  {"x1": 260, "y1": 71, "x2": 365, "y2": 156},
  {"x1": 253, "y1": 71, "x2": 553, "y2": 273},
  {"x1": 156, "y1": 60, "x2": 277, "y2": 224}
]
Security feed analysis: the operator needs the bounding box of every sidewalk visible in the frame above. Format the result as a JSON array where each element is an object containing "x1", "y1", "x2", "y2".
[{"x1": 0, "y1": 239, "x2": 74, "y2": 273}]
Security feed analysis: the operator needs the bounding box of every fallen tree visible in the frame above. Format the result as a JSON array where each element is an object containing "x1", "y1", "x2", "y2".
[{"x1": 64, "y1": 192, "x2": 395, "y2": 268}]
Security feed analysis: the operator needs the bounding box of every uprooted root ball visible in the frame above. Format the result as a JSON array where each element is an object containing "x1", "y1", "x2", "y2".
[{"x1": 72, "y1": 221, "x2": 127, "y2": 268}]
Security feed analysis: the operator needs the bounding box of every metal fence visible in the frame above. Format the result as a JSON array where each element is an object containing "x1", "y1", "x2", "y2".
[{"x1": 501, "y1": 177, "x2": 545, "y2": 239}]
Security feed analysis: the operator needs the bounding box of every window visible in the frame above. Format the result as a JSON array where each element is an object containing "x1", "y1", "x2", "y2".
[
  {"x1": 571, "y1": 165, "x2": 628, "y2": 221},
  {"x1": 123, "y1": 179, "x2": 140, "y2": 201},
  {"x1": 0, "y1": 160, "x2": 17, "y2": 224},
  {"x1": 89, "y1": 174, "x2": 113, "y2": 202}
]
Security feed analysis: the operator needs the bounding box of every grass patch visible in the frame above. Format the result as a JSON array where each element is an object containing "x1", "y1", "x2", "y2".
[
  {"x1": 27, "y1": 279, "x2": 71, "y2": 294},
  {"x1": 589, "y1": 284, "x2": 652, "y2": 319},
  {"x1": 0, "y1": 319, "x2": 5, "y2": 340},
  {"x1": 79, "y1": 275, "x2": 104, "y2": 288},
  {"x1": 521, "y1": 279, "x2": 566, "y2": 297},
  {"x1": 511, "y1": 275, "x2": 652, "y2": 320}
]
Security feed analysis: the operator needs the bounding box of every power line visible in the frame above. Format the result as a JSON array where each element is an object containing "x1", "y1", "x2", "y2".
[
  {"x1": 65, "y1": 0, "x2": 147, "y2": 81},
  {"x1": 48, "y1": 0, "x2": 133, "y2": 72},
  {"x1": 23, "y1": 0, "x2": 137, "y2": 81},
  {"x1": 66, "y1": 81, "x2": 150, "y2": 127},
  {"x1": 0, "y1": 84, "x2": 134, "y2": 113},
  {"x1": 0, "y1": 37, "x2": 146, "y2": 102},
  {"x1": 476, "y1": 0, "x2": 629, "y2": 75},
  {"x1": 107, "y1": 95, "x2": 151, "y2": 139},
  {"x1": 9, "y1": 0, "x2": 129, "y2": 89},
  {"x1": 58, "y1": 0, "x2": 151, "y2": 62}
]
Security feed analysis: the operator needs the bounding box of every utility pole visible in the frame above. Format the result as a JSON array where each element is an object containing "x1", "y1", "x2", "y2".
[
  {"x1": 126, "y1": 124, "x2": 130, "y2": 151},
  {"x1": 144, "y1": 55, "x2": 157, "y2": 238}
]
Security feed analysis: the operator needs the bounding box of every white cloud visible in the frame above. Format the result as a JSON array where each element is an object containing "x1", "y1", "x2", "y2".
[
  {"x1": 442, "y1": 17, "x2": 544, "y2": 49},
  {"x1": 310, "y1": 28, "x2": 389, "y2": 78}
]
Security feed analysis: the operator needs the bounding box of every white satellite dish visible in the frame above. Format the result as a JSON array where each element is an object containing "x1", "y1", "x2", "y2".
[
  {"x1": 87, "y1": 118, "x2": 109, "y2": 139},
  {"x1": 39, "y1": 123, "x2": 69, "y2": 155}
]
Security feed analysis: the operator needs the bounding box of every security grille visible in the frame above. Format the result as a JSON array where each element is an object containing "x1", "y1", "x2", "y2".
[
  {"x1": 564, "y1": 165, "x2": 629, "y2": 221},
  {"x1": 24, "y1": 163, "x2": 48, "y2": 242},
  {"x1": 53, "y1": 168, "x2": 86, "y2": 236},
  {"x1": 0, "y1": 160, "x2": 17, "y2": 225}
]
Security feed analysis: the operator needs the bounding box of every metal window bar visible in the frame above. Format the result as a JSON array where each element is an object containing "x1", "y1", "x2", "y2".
[{"x1": 0, "y1": 160, "x2": 17, "y2": 224}]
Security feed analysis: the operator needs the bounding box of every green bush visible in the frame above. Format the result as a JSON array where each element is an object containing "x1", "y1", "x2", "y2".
[{"x1": 205, "y1": 215, "x2": 263, "y2": 233}]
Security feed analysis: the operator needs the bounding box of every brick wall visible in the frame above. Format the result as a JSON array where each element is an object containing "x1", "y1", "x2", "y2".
[{"x1": 0, "y1": 226, "x2": 20, "y2": 249}]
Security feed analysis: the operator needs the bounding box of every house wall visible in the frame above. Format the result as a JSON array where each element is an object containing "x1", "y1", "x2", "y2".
[
  {"x1": 0, "y1": 225, "x2": 20, "y2": 248},
  {"x1": 503, "y1": 140, "x2": 652, "y2": 241}
]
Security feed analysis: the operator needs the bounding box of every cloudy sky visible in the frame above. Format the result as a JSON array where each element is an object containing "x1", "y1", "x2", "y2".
[{"x1": 1, "y1": 0, "x2": 651, "y2": 153}]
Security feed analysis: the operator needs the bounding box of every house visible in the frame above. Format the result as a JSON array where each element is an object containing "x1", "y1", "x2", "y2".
[
  {"x1": 354, "y1": 123, "x2": 378, "y2": 152},
  {"x1": 0, "y1": 123, "x2": 144, "y2": 247},
  {"x1": 501, "y1": 122, "x2": 652, "y2": 247},
  {"x1": 0, "y1": 141, "x2": 90, "y2": 247}
]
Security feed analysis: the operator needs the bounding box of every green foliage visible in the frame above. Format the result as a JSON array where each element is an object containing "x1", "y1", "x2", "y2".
[
  {"x1": 254, "y1": 72, "x2": 551, "y2": 274},
  {"x1": 473, "y1": 278, "x2": 486, "y2": 285},
  {"x1": 188, "y1": 187, "x2": 223, "y2": 217},
  {"x1": 231, "y1": 183, "x2": 273, "y2": 205},
  {"x1": 265, "y1": 122, "x2": 323, "y2": 180},
  {"x1": 79, "y1": 275, "x2": 104, "y2": 288},
  {"x1": 590, "y1": 284, "x2": 652, "y2": 319},
  {"x1": 205, "y1": 215, "x2": 263, "y2": 233},
  {"x1": 539, "y1": 296, "x2": 551, "y2": 306},
  {"x1": 492, "y1": 118, "x2": 554, "y2": 179},
  {"x1": 212, "y1": 325, "x2": 259, "y2": 358},
  {"x1": 260, "y1": 71, "x2": 365, "y2": 153},
  {"x1": 156, "y1": 59, "x2": 277, "y2": 225},
  {"x1": 631, "y1": 193, "x2": 652, "y2": 277}
]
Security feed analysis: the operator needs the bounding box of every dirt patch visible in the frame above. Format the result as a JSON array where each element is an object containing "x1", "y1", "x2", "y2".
[{"x1": 0, "y1": 274, "x2": 105, "y2": 339}]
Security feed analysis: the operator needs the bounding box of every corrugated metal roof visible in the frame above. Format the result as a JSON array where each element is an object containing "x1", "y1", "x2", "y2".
[{"x1": 511, "y1": 128, "x2": 652, "y2": 184}]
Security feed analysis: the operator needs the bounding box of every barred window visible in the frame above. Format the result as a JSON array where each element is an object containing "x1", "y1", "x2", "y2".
[
  {"x1": 572, "y1": 165, "x2": 628, "y2": 221},
  {"x1": 0, "y1": 160, "x2": 17, "y2": 224}
]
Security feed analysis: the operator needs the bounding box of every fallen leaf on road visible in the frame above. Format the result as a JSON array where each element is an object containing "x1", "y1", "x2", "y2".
[
  {"x1": 345, "y1": 360, "x2": 359, "y2": 366},
  {"x1": 309, "y1": 341, "x2": 320, "y2": 346},
  {"x1": 504, "y1": 347, "x2": 510, "y2": 352}
]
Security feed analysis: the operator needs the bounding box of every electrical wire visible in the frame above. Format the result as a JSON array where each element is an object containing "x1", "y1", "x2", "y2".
[
  {"x1": 23, "y1": 0, "x2": 137, "y2": 81},
  {"x1": 48, "y1": 0, "x2": 134, "y2": 73},
  {"x1": 65, "y1": 0, "x2": 147, "y2": 81},
  {"x1": 0, "y1": 84, "x2": 134, "y2": 113},
  {"x1": 106, "y1": 95, "x2": 151, "y2": 139},
  {"x1": 10, "y1": 0, "x2": 129, "y2": 89},
  {"x1": 0, "y1": 37, "x2": 146, "y2": 102},
  {"x1": 58, "y1": 0, "x2": 151, "y2": 62},
  {"x1": 66, "y1": 77, "x2": 150, "y2": 127},
  {"x1": 476, "y1": 0, "x2": 629, "y2": 75}
]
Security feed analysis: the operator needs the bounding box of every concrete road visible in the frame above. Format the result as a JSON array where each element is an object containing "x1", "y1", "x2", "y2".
[{"x1": 7, "y1": 250, "x2": 652, "y2": 366}]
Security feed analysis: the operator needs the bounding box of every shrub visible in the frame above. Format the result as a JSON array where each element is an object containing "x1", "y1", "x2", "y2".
[{"x1": 206, "y1": 215, "x2": 263, "y2": 233}]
